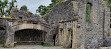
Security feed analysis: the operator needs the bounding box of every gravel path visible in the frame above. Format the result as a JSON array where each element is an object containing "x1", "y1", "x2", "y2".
[
  {"x1": 100, "y1": 47, "x2": 111, "y2": 49},
  {"x1": 0, "y1": 45, "x2": 70, "y2": 49}
]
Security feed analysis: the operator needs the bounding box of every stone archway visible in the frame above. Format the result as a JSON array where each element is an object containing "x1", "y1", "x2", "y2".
[{"x1": 14, "y1": 29, "x2": 46, "y2": 45}]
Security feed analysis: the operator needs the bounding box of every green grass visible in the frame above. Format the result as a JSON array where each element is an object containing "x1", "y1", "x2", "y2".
[
  {"x1": 42, "y1": 43, "x2": 52, "y2": 47},
  {"x1": 0, "y1": 41, "x2": 4, "y2": 45}
]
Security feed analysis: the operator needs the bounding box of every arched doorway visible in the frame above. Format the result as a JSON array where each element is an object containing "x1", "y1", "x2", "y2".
[
  {"x1": 68, "y1": 29, "x2": 73, "y2": 48},
  {"x1": 0, "y1": 27, "x2": 5, "y2": 30},
  {"x1": 14, "y1": 29, "x2": 46, "y2": 45},
  {"x1": 53, "y1": 34, "x2": 56, "y2": 46}
]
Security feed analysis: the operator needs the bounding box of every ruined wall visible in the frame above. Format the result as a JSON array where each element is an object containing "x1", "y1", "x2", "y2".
[
  {"x1": 0, "y1": 19, "x2": 14, "y2": 47},
  {"x1": 72, "y1": 0, "x2": 110, "y2": 49},
  {"x1": 76, "y1": 0, "x2": 110, "y2": 49},
  {"x1": 44, "y1": 1, "x2": 74, "y2": 45},
  {"x1": 5, "y1": 20, "x2": 14, "y2": 47},
  {"x1": 44, "y1": 0, "x2": 110, "y2": 49},
  {"x1": 75, "y1": 0, "x2": 100, "y2": 49},
  {"x1": 44, "y1": 0, "x2": 73, "y2": 25}
]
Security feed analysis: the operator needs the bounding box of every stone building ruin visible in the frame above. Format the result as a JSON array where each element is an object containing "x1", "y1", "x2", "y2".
[
  {"x1": 44, "y1": 0, "x2": 110, "y2": 49},
  {"x1": 0, "y1": 0, "x2": 111, "y2": 49}
]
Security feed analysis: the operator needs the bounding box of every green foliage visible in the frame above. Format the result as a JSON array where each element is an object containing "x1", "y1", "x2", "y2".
[
  {"x1": 52, "y1": 0, "x2": 64, "y2": 4},
  {"x1": 36, "y1": 5, "x2": 50, "y2": 16},
  {"x1": 70, "y1": 29, "x2": 73, "y2": 38},
  {"x1": 42, "y1": 43, "x2": 52, "y2": 47},
  {"x1": 104, "y1": 0, "x2": 111, "y2": 19},
  {"x1": 86, "y1": 4, "x2": 91, "y2": 22},
  {"x1": 104, "y1": 0, "x2": 111, "y2": 9},
  {"x1": 37, "y1": 0, "x2": 64, "y2": 17},
  {"x1": 0, "y1": 41, "x2": 4, "y2": 45},
  {"x1": 20, "y1": 5, "x2": 28, "y2": 11},
  {"x1": 0, "y1": 0, "x2": 17, "y2": 17}
]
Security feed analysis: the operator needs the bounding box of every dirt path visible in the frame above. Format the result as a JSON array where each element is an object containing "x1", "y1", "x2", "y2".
[{"x1": 0, "y1": 45, "x2": 71, "y2": 49}]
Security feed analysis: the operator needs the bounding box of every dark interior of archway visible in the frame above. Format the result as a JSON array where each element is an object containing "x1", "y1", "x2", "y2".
[
  {"x1": 0, "y1": 27, "x2": 5, "y2": 30},
  {"x1": 14, "y1": 29, "x2": 45, "y2": 45}
]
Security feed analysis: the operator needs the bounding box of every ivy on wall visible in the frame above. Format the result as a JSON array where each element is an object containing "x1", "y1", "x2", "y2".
[{"x1": 86, "y1": 4, "x2": 91, "y2": 22}]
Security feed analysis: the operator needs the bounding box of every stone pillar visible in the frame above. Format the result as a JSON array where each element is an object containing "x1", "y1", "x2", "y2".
[
  {"x1": 5, "y1": 21, "x2": 14, "y2": 47},
  {"x1": 72, "y1": 1, "x2": 78, "y2": 49},
  {"x1": 72, "y1": 21, "x2": 78, "y2": 49},
  {"x1": 63, "y1": 27, "x2": 68, "y2": 47},
  {"x1": 61, "y1": 28, "x2": 64, "y2": 46},
  {"x1": 66, "y1": 29, "x2": 72, "y2": 48},
  {"x1": 65, "y1": 28, "x2": 70, "y2": 47},
  {"x1": 62, "y1": 23, "x2": 72, "y2": 48},
  {"x1": 59, "y1": 29, "x2": 63, "y2": 45},
  {"x1": 5, "y1": 32, "x2": 14, "y2": 47}
]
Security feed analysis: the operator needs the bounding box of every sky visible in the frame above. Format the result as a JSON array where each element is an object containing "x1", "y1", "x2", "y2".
[{"x1": 10, "y1": 0, "x2": 51, "y2": 14}]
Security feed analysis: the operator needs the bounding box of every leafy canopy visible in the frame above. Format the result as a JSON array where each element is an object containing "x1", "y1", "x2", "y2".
[
  {"x1": 20, "y1": 5, "x2": 28, "y2": 11},
  {"x1": 36, "y1": 0, "x2": 64, "y2": 17},
  {"x1": 0, "y1": 0, "x2": 17, "y2": 17}
]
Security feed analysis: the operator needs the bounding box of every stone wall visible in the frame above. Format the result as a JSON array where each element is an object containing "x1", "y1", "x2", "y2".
[
  {"x1": 5, "y1": 20, "x2": 14, "y2": 47},
  {"x1": 2, "y1": 19, "x2": 51, "y2": 47},
  {"x1": 0, "y1": 19, "x2": 7, "y2": 44},
  {"x1": 44, "y1": 1, "x2": 74, "y2": 45},
  {"x1": 44, "y1": 0, "x2": 73, "y2": 25},
  {"x1": 44, "y1": 0, "x2": 110, "y2": 49}
]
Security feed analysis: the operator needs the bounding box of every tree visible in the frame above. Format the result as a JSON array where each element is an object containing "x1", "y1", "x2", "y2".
[
  {"x1": 36, "y1": 5, "x2": 46, "y2": 13},
  {"x1": 36, "y1": 5, "x2": 50, "y2": 16},
  {"x1": 52, "y1": 0, "x2": 64, "y2": 4},
  {"x1": 20, "y1": 5, "x2": 28, "y2": 11},
  {"x1": 104, "y1": 0, "x2": 111, "y2": 9},
  {"x1": 36, "y1": 0, "x2": 64, "y2": 17},
  {"x1": 0, "y1": 0, "x2": 17, "y2": 17}
]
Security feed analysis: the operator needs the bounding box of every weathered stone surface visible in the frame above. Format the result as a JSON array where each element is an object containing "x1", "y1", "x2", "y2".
[
  {"x1": 44, "y1": 0, "x2": 74, "y2": 25},
  {"x1": 0, "y1": 0, "x2": 110, "y2": 48},
  {"x1": 44, "y1": 0, "x2": 110, "y2": 49},
  {"x1": 0, "y1": 20, "x2": 7, "y2": 44}
]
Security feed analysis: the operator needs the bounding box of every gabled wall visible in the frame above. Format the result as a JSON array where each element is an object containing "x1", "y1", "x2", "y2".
[{"x1": 44, "y1": 0, "x2": 110, "y2": 49}]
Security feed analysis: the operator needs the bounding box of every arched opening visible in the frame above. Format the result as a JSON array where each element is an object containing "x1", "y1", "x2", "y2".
[
  {"x1": 86, "y1": 2, "x2": 92, "y2": 22},
  {"x1": 19, "y1": 17, "x2": 22, "y2": 19},
  {"x1": 14, "y1": 29, "x2": 46, "y2": 45},
  {"x1": 0, "y1": 27, "x2": 5, "y2": 30},
  {"x1": 53, "y1": 34, "x2": 56, "y2": 46},
  {"x1": 68, "y1": 29, "x2": 73, "y2": 48}
]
